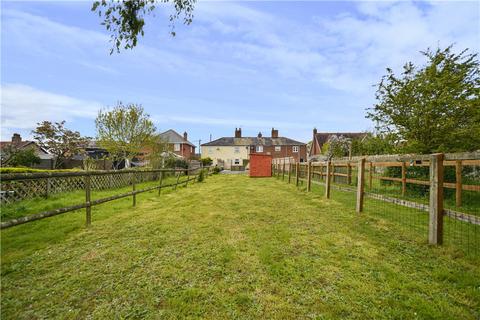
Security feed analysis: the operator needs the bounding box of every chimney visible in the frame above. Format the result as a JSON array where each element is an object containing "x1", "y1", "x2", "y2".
[
  {"x1": 183, "y1": 131, "x2": 188, "y2": 141},
  {"x1": 11, "y1": 133, "x2": 21, "y2": 144},
  {"x1": 271, "y1": 128, "x2": 278, "y2": 138},
  {"x1": 258, "y1": 132, "x2": 262, "y2": 138},
  {"x1": 235, "y1": 128, "x2": 242, "y2": 138}
]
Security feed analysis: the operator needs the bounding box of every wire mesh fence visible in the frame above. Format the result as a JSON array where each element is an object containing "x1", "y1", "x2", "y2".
[{"x1": 273, "y1": 152, "x2": 480, "y2": 258}]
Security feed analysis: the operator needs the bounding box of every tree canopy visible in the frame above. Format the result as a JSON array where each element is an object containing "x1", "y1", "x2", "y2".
[
  {"x1": 92, "y1": 0, "x2": 196, "y2": 54},
  {"x1": 33, "y1": 121, "x2": 90, "y2": 169},
  {"x1": 367, "y1": 46, "x2": 480, "y2": 154},
  {"x1": 96, "y1": 102, "x2": 156, "y2": 168}
]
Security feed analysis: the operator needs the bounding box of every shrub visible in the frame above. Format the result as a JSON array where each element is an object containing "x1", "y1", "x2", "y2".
[
  {"x1": 197, "y1": 169, "x2": 205, "y2": 182},
  {"x1": 200, "y1": 157, "x2": 213, "y2": 166},
  {"x1": 213, "y1": 166, "x2": 222, "y2": 174}
]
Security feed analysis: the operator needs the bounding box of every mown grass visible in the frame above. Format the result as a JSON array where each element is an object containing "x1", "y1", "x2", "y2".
[{"x1": 1, "y1": 175, "x2": 479, "y2": 319}]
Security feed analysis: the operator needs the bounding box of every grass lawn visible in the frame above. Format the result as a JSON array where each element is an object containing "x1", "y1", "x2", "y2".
[{"x1": 1, "y1": 174, "x2": 479, "y2": 319}]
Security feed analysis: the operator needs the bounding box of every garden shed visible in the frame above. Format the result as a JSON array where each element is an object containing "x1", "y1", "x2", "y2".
[{"x1": 249, "y1": 154, "x2": 272, "y2": 177}]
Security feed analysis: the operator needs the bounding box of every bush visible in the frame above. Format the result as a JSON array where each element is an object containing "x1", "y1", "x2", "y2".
[
  {"x1": 200, "y1": 157, "x2": 213, "y2": 166},
  {"x1": 164, "y1": 157, "x2": 188, "y2": 169},
  {"x1": 213, "y1": 166, "x2": 222, "y2": 174},
  {"x1": 197, "y1": 169, "x2": 205, "y2": 182}
]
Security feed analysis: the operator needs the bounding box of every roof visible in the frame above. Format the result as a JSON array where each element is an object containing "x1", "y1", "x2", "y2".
[
  {"x1": 158, "y1": 129, "x2": 195, "y2": 147},
  {"x1": 314, "y1": 132, "x2": 367, "y2": 145},
  {"x1": 0, "y1": 140, "x2": 50, "y2": 154},
  {"x1": 201, "y1": 136, "x2": 306, "y2": 147}
]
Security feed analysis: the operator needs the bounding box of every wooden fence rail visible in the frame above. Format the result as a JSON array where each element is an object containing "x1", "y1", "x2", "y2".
[
  {"x1": 273, "y1": 152, "x2": 479, "y2": 246},
  {"x1": 1, "y1": 167, "x2": 212, "y2": 229}
]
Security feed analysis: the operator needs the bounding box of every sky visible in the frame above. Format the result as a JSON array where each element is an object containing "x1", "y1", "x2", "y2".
[{"x1": 1, "y1": 0, "x2": 479, "y2": 147}]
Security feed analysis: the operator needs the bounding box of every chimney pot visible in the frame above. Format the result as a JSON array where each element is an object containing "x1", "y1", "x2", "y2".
[
  {"x1": 258, "y1": 132, "x2": 262, "y2": 138},
  {"x1": 271, "y1": 128, "x2": 279, "y2": 138},
  {"x1": 11, "y1": 133, "x2": 21, "y2": 144},
  {"x1": 235, "y1": 128, "x2": 242, "y2": 138},
  {"x1": 183, "y1": 131, "x2": 188, "y2": 140}
]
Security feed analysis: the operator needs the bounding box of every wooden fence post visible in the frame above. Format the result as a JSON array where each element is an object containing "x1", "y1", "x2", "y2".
[
  {"x1": 45, "y1": 178, "x2": 51, "y2": 199},
  {"x1": 85, "y1": 174, "x2": 91, "y2": 227},
  {"x1": 347, "y1": 163, "x2": 352, "y2": 185},
  {"x1": 401, "y1": 162, "x2": 407, "y2": 196},
  {"x1": 368, "y1": 162, "x2": 373, "y2": 189},
  {"x1": 295, "y1": 162, "x2": 300, "y2": 187},
  {"x1": 288, "y1": 163, "x2": 292, "y2": 184},
  {"x1": 174, "y1": 171, "x2": 181, "y2": 190},
  {"x1": 455, "y1": 160, "x2": 462, "y2": 207},
  {"x1": 356, "y1": 158, "x2": 365, "y2": 213},
  {"x1": 282, "y1": 162, "x2": 285, "y2": 181},
  {"x1": 158, "y1": 172, "x2": 163, "y2": 196},
  {"x1": 325, "y1": 161, "x2": 331, "y2": 199},
  {"x1": 429, "y1": 153, "x2": 444, "y2": 245},
  {"x1": 132, "y1": 173, "x2": 136, "y2": 207},
  {"x1": 186, "y1": 169, "x2": 190, "y2": 187},
  {"x1": 307, "y1": 161, "x2": 312, "y2": 192},
  {"x1": 332, "y1": 163, "x2": 335, "y2": 183}
]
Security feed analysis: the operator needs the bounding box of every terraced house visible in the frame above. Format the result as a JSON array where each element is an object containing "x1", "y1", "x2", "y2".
[{"x1": 201, "y1": 128, "x2": 307, "y2": 170}]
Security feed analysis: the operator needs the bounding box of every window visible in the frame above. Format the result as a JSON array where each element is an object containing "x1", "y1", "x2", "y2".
[
  {"x1": 174, "y1": 143, "x2": 180, "y2": 151},
  {"x1": 256, "y1": 145, "x2": 263, "y2": 152},
  {"x1": 208, "y1": 147, "x2": 213, "y2": 154},
  {"x1": 234, "y1": 146, "x2": 240, "y2": 153},
  {"x1": 234, "y1": 159, "x2": 240, "y2": 165},
  {"x1": 292, "y1": 146, "x2": 299, "y2": 153},
  {"x1": 275, "y1": 146, "x2": 281, "y2": 152}
]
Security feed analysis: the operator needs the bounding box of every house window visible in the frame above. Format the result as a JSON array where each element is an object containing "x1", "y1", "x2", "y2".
[
  {"x1": 234, "y1": 146, "x2": 240, "y2": 153},
  {"x1": 256, "y1": 145, "x2": 263, "y2": 152},
  {"x1": 174, "y1": 143, "x2": 180, "y2": 151},
  {"x1": 292, "y1": 146, "x2": 299, "y2": 153},
  {"x1": 275, "y1": 146, "x2": 281, "y2": 152},
  {"x1": 234, "y1": 159, "x2": 240, "y2": 165},
  {"x1": 208, "y1": 147, "x2": 213, "y2": 154}
]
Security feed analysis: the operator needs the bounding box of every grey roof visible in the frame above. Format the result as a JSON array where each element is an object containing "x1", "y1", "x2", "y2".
[
  {"x1": 202, "y1": 136, "x2": 306, "y2": 147},
  {"x1": 158, "y1": 129, "x2": 195, "y2": 147}
]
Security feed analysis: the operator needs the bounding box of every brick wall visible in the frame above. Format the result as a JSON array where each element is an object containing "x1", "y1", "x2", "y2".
[{"x1": 249, "y1": 154, "x2": 272, "y2": 177}]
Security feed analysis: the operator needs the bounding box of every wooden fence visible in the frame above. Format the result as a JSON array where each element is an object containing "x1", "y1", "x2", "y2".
[
  {"x1": 272, "y1": 151, "x2": 480, "y2": 248},
  {"x1": 0, "y1": 166, "x2": 212, "y2": 229}
]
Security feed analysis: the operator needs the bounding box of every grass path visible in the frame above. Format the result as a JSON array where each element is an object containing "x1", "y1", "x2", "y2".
[{"x1": 1, "y1": 175, "x2": 479, "y2": 319}]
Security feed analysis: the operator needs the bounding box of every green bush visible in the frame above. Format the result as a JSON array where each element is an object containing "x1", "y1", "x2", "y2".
[
  {"x1": 200, "y1": 157, "x2": 213, "y2": 166},
  {"x1": 197, "y1": 169, "x2": 205, "y2": 182},
  {"x1": 213, "y1": 166, "x2": 222, "y2": 174}
]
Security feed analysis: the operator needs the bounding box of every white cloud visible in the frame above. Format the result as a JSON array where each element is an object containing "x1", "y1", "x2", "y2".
[{"x1": 1, "y1": 84, "x2": 101, "y2": 140}]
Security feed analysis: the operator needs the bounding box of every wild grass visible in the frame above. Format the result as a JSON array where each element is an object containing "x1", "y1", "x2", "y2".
[{"x1": 1, "y1": 175, "x2": 479, "y2": 319}]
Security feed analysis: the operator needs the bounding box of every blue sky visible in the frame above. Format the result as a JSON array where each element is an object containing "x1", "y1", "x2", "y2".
[{"x1": 2, "y1": 1, "x2": 479, "y2": 146}]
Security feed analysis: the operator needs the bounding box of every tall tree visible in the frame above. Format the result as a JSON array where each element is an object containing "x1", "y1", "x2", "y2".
[
  {"x1": 92, "y1": 0, "x2": 196, "y2": 54},
  {"x1": 96, "y1": 102, "x2": 156, "y2": 168},
  {"x1": 33, "y1": 121, "x2": 90, "y2": 169},
  {"x1": 367, "y1": 46, "x2": 480, "y2": 154}
]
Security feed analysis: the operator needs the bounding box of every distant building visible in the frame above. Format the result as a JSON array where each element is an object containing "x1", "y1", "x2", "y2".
[
  {"x1": 0, "y1": 133, "x2": 54, "y2": 168},
  {"x1": 201, "y1": 128, "x2": 307, "y2": 169},
  {"x1": 158, "y1": 129, "x2": 196, "y2": 159},
  {"x1": 309, "y1": 128, "x2": 367, "y2": 158}
]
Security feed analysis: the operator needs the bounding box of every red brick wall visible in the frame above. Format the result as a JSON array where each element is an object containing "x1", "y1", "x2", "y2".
[{"x1": 249, "y1": 154, "x2": 272, "y2": 177}]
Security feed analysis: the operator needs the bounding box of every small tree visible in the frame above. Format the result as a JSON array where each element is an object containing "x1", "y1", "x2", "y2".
[
  {"x1": 145, "y1": 134, "x2": 169, "y2": 169},
  {"x1": 322, "y1": 135, "x2": 351, "y2": 159},
  {"x1": 350, "y1": 132, "x2": 397, "y2": 156},
  {"x1": 96, "y1": 102, "x2": 156, "y2": 169},
  {"x1": 367, "y1": 46, "x2": 480, "y2": 153},
  {"x1": 1, "y1": 147, "x2": 41, "y2": 167},
  {"x1": 33, "y1": 121, "x2": 90, "y2": 169}
]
